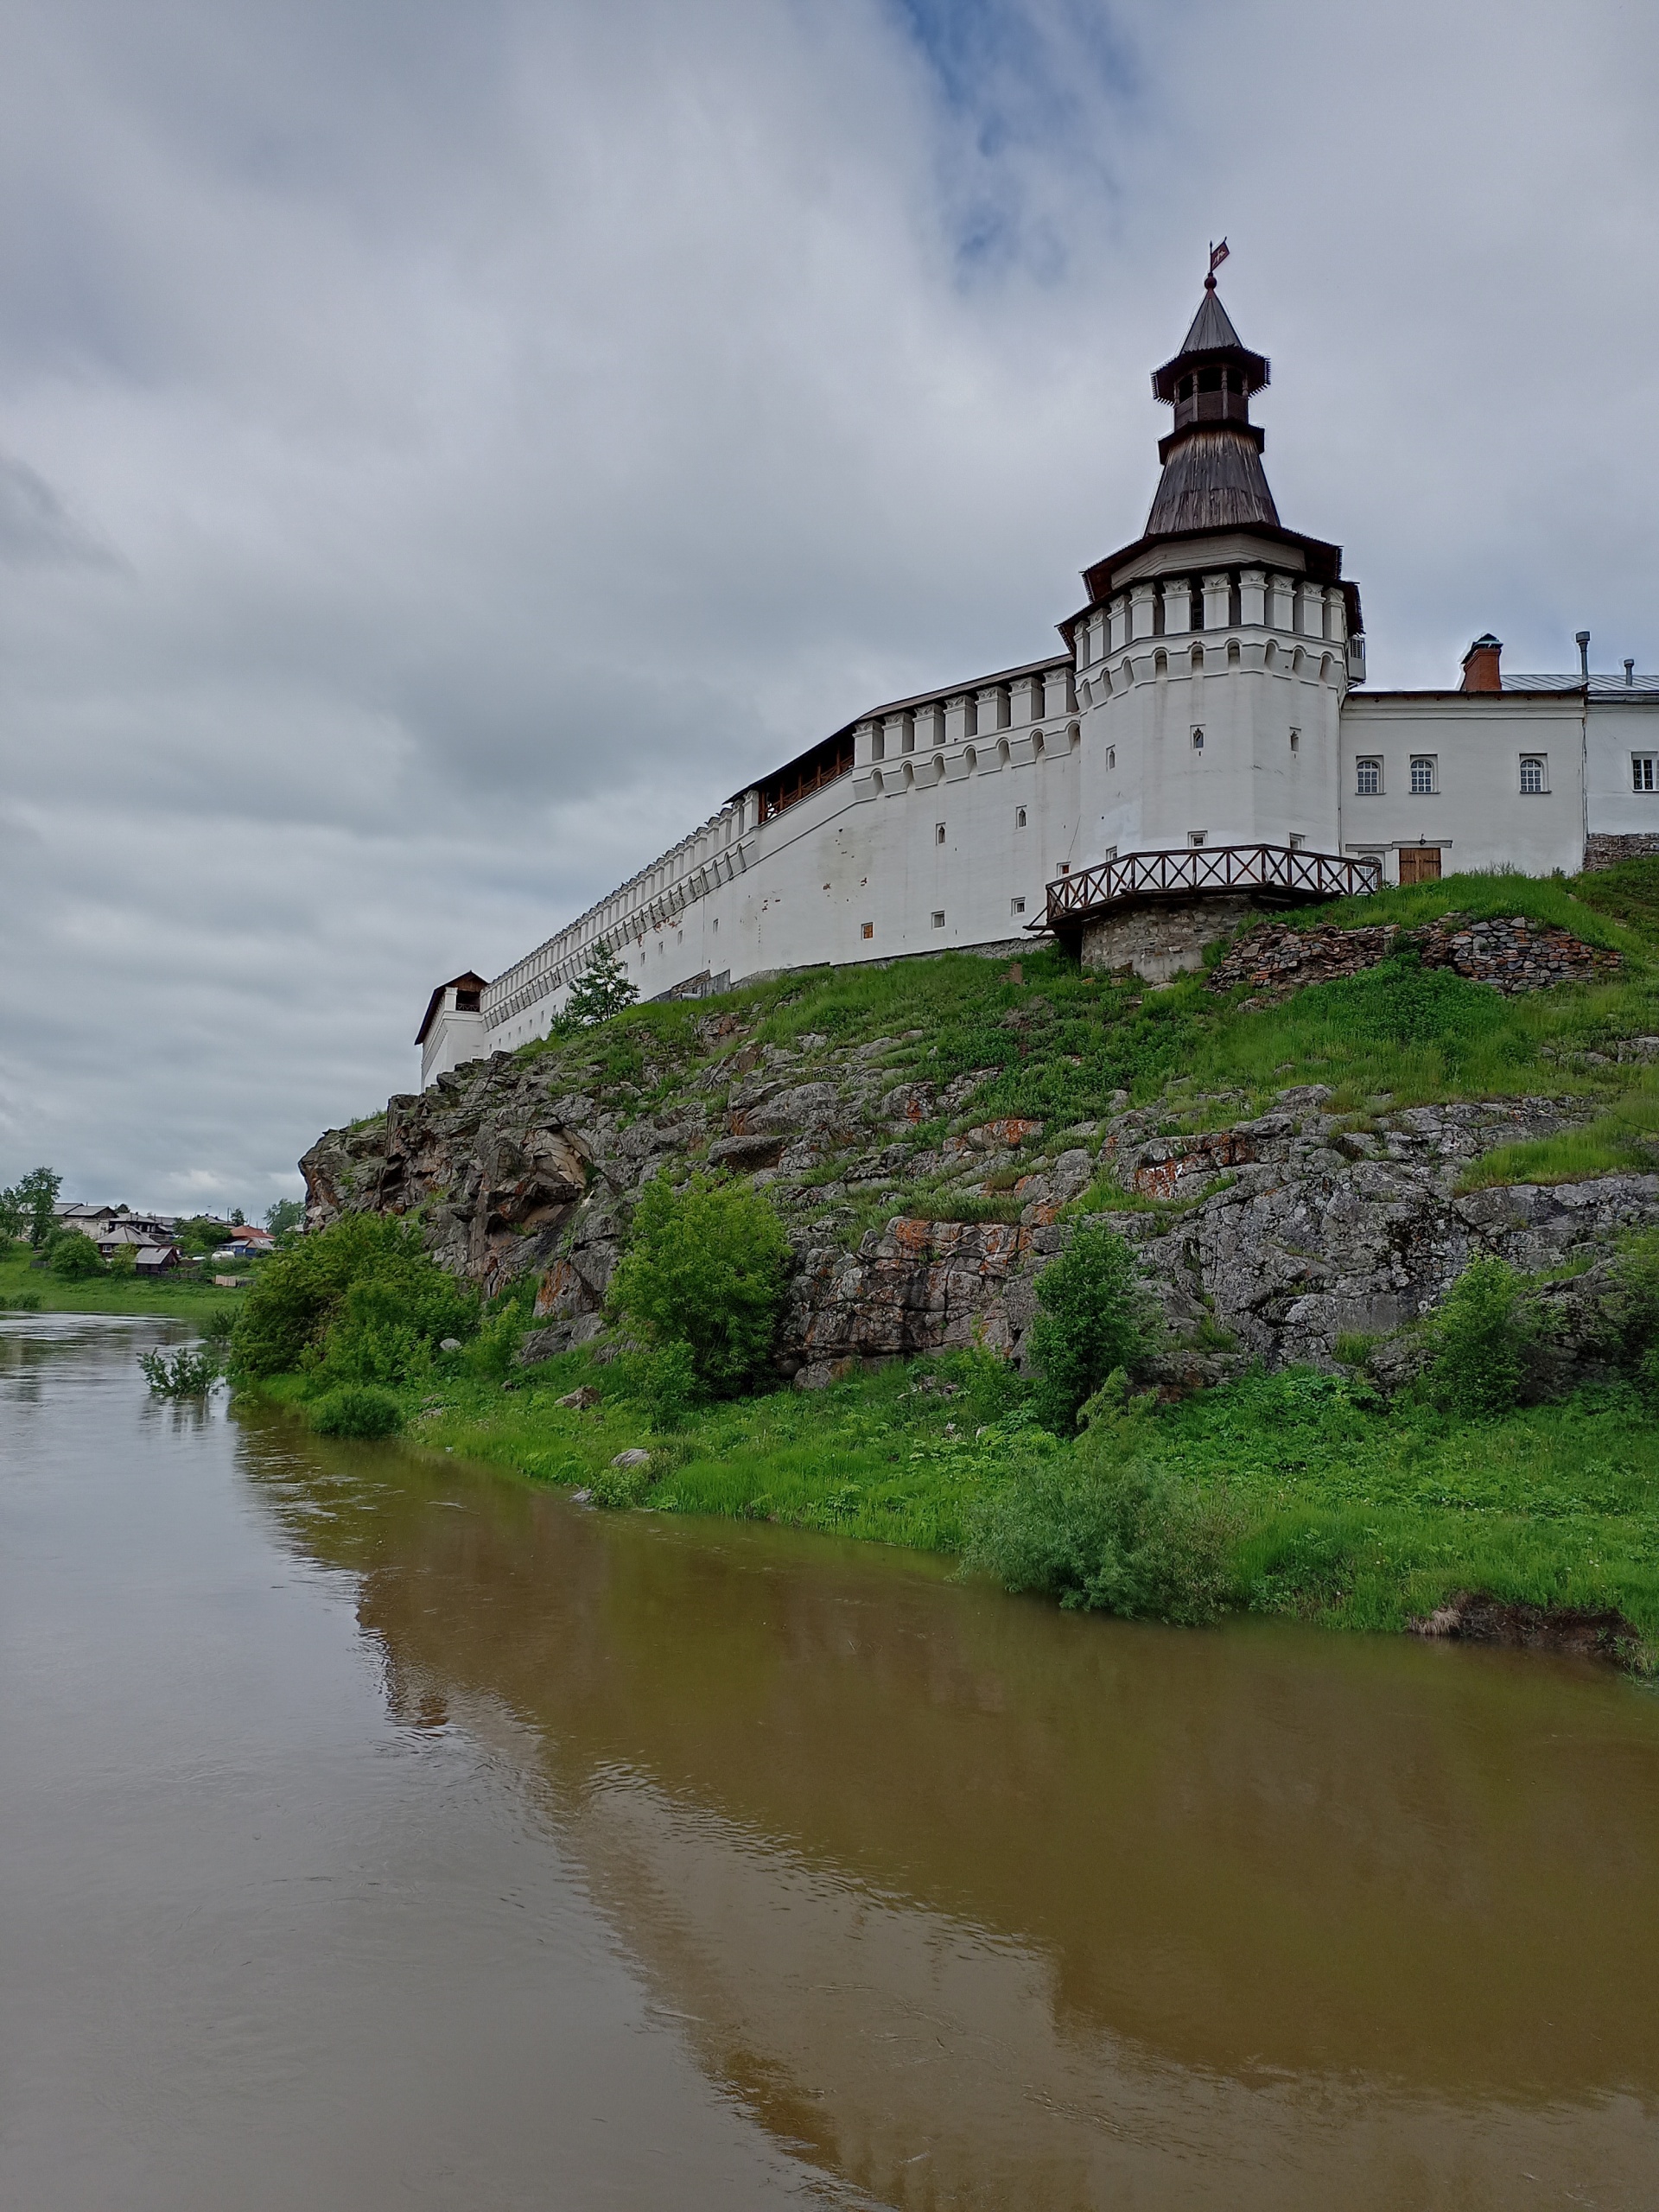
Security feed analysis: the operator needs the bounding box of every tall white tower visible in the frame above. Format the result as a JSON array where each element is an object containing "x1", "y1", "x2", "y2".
[{"x1": 1052, "y1": 274, "x2": 1375, "y2": 978}]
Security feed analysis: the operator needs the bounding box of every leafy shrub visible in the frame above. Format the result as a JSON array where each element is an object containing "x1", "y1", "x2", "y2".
[
  {"x1": 607, "y1": 1173, "x2": 790, "y2": 1397},
  {"x1": 1025, "y1": 1221, "x2": 1158, "y2": 1433},
  {"x1": 1419, "y1": 1256, "x2": 1541, "y2": 1417},
  {"x1": 589, "y1": 1452, "x2": 656, "y2": 1508},
  {"x1": 231, "y1": 1214, "x2": 475, "y2": 1382},
  {"x1": 460, "y1": 1301, "x2": 531, "y2": 1382},
  {"x1": 139, "y1": 1344, "x2": 221, "y2": 1397},
  {"x1": 639, "y1": 1339, "x2": 699, "y2": 1427},
  {"x1": 1605, "y1": 1230, "x2": 1659, "y2": 1399},
  {"x1": 50, "y1": 1232, "x2": 105, "y2": 1278},
  {"x1": 309, "y1": 1383, "x2": 404, "y2": 1438},
  {"x1": 3, "y1": 1292, "x2": 42, "y2": 1312},
  {"x1": 963, "y1": 1421, "x2": 1236, "y2": 1625}
]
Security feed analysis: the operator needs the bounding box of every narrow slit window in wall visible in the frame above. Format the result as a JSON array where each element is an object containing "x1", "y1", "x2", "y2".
[
  {"x1": 935, "y1": 823, "x2": 946, "y2": 843},
  {"x1": 1010, "y1": 896, "x2": 1026, "y2": 916},
  {"x1": 1289, "y1": 728, "x2": 1300, "y2": 753},
  {"x1": 1189, "y1": 830, "x2": 1207, "y2": 848},
  {"x1": 861, "y1": 922, "x2": 873, "y2": 939},
  {"x1": 931, "y1": 911, "x2": 945, "y2": 929},
  {"x1": 1192, "y1": 727, "x2": 1205, "y2": 751},
  {"x1": 1015, "y1": 806, "x2": 1027, "y2": 828},
  {"x1": 1107, "y1": 747, "x2": 1116, "y2": 769}
]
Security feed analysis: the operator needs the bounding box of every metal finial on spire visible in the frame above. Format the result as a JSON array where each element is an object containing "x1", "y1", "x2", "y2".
[{"x1": 1205, "y1": 238, "x2": 1230, "y2": 291}]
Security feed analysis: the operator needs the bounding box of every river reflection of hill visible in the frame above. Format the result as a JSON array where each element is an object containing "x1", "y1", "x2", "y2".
[{"x1": 237, "y1": 1405, "x2": 1659, "y2": 2211}]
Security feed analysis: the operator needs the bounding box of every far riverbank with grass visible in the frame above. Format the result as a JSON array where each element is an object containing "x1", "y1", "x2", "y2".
[{"x1": 0, "y1": 1242, "x2": 249, "y2": 1321}]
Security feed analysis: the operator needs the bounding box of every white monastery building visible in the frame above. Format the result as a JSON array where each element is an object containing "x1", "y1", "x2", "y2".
[{"x1": 419, "y1": 271, "x2": 1659, "y2": 1085}]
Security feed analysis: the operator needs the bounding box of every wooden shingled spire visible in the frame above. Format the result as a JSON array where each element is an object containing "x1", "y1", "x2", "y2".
[{"x1": 1144, "y1": 267, "x2": 1279, "y2": 537}]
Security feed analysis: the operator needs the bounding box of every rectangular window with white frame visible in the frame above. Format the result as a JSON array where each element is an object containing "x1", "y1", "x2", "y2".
[
  {"x1": 1518, "y1": 754, "x2": 1548, "y2": 795},
  {"x1": 1409, "y1": 756, "x2": 1437, "y2": 795},
  {"x1": 1356, "y1": 758, "x2": 1382, "y2": 796},
  {"x1": 1634, "y1": 755, "x2": 1657, "y2": 793}
]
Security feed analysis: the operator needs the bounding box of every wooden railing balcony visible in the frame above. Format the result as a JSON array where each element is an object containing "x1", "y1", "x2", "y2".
[{"x1": 1040, "y1": 844, "x2": 1381, "y2": 931}]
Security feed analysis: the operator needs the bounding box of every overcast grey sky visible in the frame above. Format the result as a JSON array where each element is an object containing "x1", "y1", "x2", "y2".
[{"x1": 2, "y1": 0, "x2": 1656, "y2": 1212}]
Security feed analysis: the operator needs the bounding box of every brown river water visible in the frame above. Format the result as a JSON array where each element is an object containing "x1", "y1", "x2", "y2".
[{"x1": 3, "y1": 1314, "x2": 1658, "y2": 2209}]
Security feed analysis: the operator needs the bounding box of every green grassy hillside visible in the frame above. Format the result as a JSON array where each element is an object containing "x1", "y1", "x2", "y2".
[{"x1": 251, "y1": 862, "x2": 1659, "y2": 1664}]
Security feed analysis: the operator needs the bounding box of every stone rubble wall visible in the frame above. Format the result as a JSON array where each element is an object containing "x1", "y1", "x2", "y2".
[
  {"x1": 1584, "y1": 833, "x2": 1659, "y2": 872},
  {"x1": 1208, "y1": 912, "x2": 1618, "y2": 1006},
  {"x1": 302, "y1": 1000, "x2": 1659, "y2": 1389}
]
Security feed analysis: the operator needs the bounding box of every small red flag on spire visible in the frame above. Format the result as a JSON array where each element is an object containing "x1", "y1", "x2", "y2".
[{"x1": 1208, "y1": 238, "x2": 1230, "y2": 276}]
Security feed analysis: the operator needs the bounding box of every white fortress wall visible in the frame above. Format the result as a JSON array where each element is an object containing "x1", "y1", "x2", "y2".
[
  {"x1": 468, "y1": 655, "x2": 1083, "y2": 1065},
  {"x1": 1341, "y1": 692, "x2": 1586, "y2": 882},
  {"x1": 419, "y1": 274, "x2": 1656, "y2": 1089},
  {"x1": 1584, "y1": 681, "x2": 1659, "y2": 844}
]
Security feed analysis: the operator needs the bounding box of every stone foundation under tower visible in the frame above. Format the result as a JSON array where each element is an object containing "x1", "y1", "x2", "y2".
[{"x1": 1078, "y1": 897, "x2": 1262, "y2": 984}]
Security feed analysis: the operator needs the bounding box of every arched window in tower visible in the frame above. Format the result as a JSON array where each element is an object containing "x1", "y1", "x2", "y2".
[
  {"x1": 1520, "y1": 756, "x2": 1546, "y2": 794},
  {"x1": 1192, "y1": 727, "x2": 1205, "y2": 751},
  {"x1": 1409, "y1": 757, "x2": 1437, "y2": 795},
  {"x1": 1356, "y1": 759, "x2": 1382, "y2": 796},
  {"x1": 1289, "y1": 728, "x2": 1300, "y2": 753}
]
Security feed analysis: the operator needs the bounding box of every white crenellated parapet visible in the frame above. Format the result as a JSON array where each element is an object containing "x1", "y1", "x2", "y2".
[
  {"x1": 1202, "y1": 573, "x2": 1231, "y2": 630},
  {"x1": 1268, "y1": 573, "x2": 1297, "y2": 631},
  {"x1": 1161, "y1": 577, "x2": 1192, "y2": 634},
  {"x1": 1240, "y1": 566, "x2": 1268, "y2": 626},
  {"x1": 1129, "y1": 582, "x2": 1159, "y2": 642},
  {"x1": 1109, "y1": 595, "x2": 1128, "y2": 653},
  {"x1": 976, "y1": 682, "x2": 1010, "y2": 732},
  {"x1": 1011, "y1": 671, "x2": 1045, "y2": 724}
]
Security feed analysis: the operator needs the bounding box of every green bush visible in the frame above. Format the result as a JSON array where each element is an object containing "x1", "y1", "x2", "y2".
[
  {"x1": 1419, "y1": 1256, "x2": 1541, "y2": 1417},
  {"x1": 231, "y1": 1214, "x2": 475, "y2": 1382},
  {"x1": 963, "y1": 1420, "x2": 1236, "y2": 1625},
  {"x1": 1025, "y1": 1221, "x2": 1158, "y2": 1433},
  {"x1": 50, "y1": 1232, "x2": 105, "y2": 1278},
  {"x1": 607, "y1": 1173, "x2": 790, "y2": 1397},
  {"x1": 308, "y1": 1383, "x2": 404, "y2": 1438},
  {"x1": 589, "y1": 1453, "x2": 657, "y2": 1508},
  {"x1": 4, "y1": 1292, "x2": 43, "y2": 1312},
  {"x1": 139, "y1": 1344, "x2": 221, "y2": 1398}
]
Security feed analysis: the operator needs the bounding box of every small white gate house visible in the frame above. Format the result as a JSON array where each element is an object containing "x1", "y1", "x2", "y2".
[{"x1": 419, "y1": 264, "x2": 1659, "y2": 1084}]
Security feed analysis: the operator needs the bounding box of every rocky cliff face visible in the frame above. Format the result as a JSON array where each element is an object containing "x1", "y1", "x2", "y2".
[{"x1": 301, "y1": 996, "x2": 1659, "y2": 1387}]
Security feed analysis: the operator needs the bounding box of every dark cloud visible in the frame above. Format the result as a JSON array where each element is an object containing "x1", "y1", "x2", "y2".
[{"x1": 0, "y1": 0, "x2": 1655, "y2": 1209}]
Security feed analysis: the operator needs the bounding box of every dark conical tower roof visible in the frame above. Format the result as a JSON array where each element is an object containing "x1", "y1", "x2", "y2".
[
  {"x1": 1173, "y1": 283, "x2": 1247, "y2": 359},
  {"x1": 1144, "y1": 276, "x2": 1276, "y2": 536}
]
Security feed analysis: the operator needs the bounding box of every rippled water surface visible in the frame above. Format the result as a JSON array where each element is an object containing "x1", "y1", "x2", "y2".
[{"x1": 3, "y1": 1314, "x2": 1658, "y2": 2209}]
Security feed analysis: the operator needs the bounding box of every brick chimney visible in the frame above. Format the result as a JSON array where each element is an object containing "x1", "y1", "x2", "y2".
[{"x1": 1460, "y1": 632, "x2": 1503, "y2": 693}]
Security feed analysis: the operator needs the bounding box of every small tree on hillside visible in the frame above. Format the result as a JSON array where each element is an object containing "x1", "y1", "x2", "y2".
[
  {"x1": 0, "y1": 1185, "x2": 25, "y2": 1248},
  {"x1": 556, "y1": 941, "x2": 638, "y2": 1033},
  {"x1": 607, "y1": 1173, "x2": 791, "y2": 1399},
  {"x1": 16, "y1": 1167, "x2": 62, "y2": 1248},
  {"x1": 1027, "y1": 1221, "x2": 1160, "y2": 1434}
]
